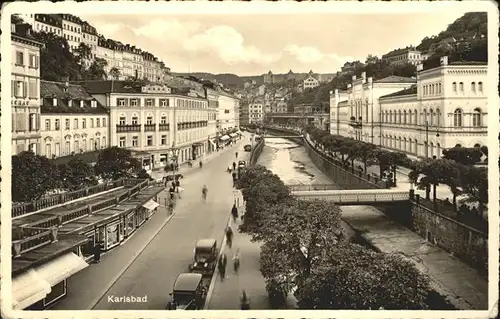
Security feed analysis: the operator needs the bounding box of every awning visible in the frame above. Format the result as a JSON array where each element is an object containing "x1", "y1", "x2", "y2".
[
  {"x1": 229, "y1": 133, "x2": 238, "y2": 138},
  {"x1": 12, "y1": 269, "x2": 51, "y2": 310},
  {"x1": 142, "y1": 199, "x2": 160, "y2": 211},
  {"x1": 209, "y1": 139, "x2": 217, "y2": 147},
  {"x1": 219, "y1": 135, "x2": 230, "y2": 141},
  {"x1": 34, "y1": 252, "x2": 89, "y2": 286}
]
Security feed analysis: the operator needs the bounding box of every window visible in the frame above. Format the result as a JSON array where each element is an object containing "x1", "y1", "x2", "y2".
[
  {"x1": 118, "y1": 98, "x2": 126, "y2": 106},
  {"x1": 146, "y1": 99, "x2": 154, "y2": 107},
  {"x1": 96, "y1": 118, "x2": 100, "y2": 127},
  {"x1": 132, "y1": 136, "x2": 138, "y2": 146},
  {"x1": 472, "y1": 108, "x2": 482, "y2": 127},
  {"x1": 478, "y1": 82, "x2": 483, "y2": 92},
  {"x1": 15, "y1": 51, "x2": 24, "y2": 65},
  {"x1": 147, "y1": 135, "x2": 153, "y2": 146},
  {"x1": 119, "y1": 137, "x2": 126, "y2": 147},
  {"x1": 452, "y1": 82, "x2": 457, "y2": 92},
  {"x1": 453, "y1": 109, "x2": 463, "y2": 127},
  {"x1": 55, "y1": 119, "x2": 60, "y2": 131},
  {"x1": 14, "y1": 81, "x2": 25, "y2": 98},
  {"x1": 82, "y1": 119, "x2": 86, "y2": 129},
  {"x1": 132, "y1": 116, "x2": 138, "y2": 125},
  {"x1": 224, "y1": 110, "x2": 230, "y2": 114},
  {"x1": 29, "y1": 113, "x2": 37, "y2": 131},
  {"x1": 471, "y1": 82, "x2": 476, "y2": 92},
  {"x1": 65, "y1": 141, "x2": 71, "y2": 155},
  {"x1": 131, "y1": 99, "x2": 138, "y2": 107},
  {"x1": 119, "y1": 117, "x2": 126, "y2": 125},
  {"x1": 65, "y1": 119, "x2": 70, "y2": 130},
  {"x1": 459, "y1": 82, "x2": 464, "y2": 92},
  {"x1": 45, "y1": 144, "x2": 52, "y2": 157},
  {"x1": 90, "y1": 118, "x2": 94, "y2": 128},
  {"x1": 45, "y1": 119, "x2": 51, "y2": 131},
  {"x1": 74, "y1": 119, "x2": 78, "y2": 129},
  {"x1": 161, "y1": 116, "x2": 167, "y2": 124},
  {"x1": 103, "y1": 118, "x2": 106, "y2": 127},
  {"x1": 146, "y1": 116, "x2": 153, "y2": 125},
  {"x1": 160, "y1": 99, "x2": 169, "y2": 107}
]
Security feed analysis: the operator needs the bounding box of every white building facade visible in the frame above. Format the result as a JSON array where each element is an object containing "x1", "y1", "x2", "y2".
[
  {"x1": 249, "y1": 101, "x2": 264, "y2": 123},
  {"x1": 329, "y1": 89, "x2": 349, "y2": 136},
  {"x1": 11, "y1": 24, "x2": 43, "y2": 155},
  {"x1": 61, "y1": 14, "x2": 82, "y2": 52},
  {"x1": 40, "y1": 81, "x2": 109, "y2": 158},
  {"x1": 217, "y1": 91, "x2": 239, "y2": 133},
  {"x1": 378, "y1": 57, "x2": 488, "y2": 158},
  {"x1": 303, "y1": 75, "x2": 319, "y2": 90},
  {"x1": 86, "y1": 81, "x2": 210, "y2": 169}
]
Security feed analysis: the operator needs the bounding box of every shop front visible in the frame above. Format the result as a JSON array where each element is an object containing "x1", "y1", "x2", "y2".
[
  {"x1": 124, "y1": 210, "x2": 137, "y2": 237},
  {"x1": 142, "y1": 199, "x2": 160, "y2": 219},
  {"x1": 219, "y1": 135, "x2": 230, "y2": 148},
  {"x1": 191, "y1": 142, "x2": 204, "y2": 160}
]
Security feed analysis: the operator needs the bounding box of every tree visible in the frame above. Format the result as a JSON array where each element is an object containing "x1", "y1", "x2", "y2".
[
  {"x1": 84, "y1": 57, "x2": 108, "y2": 80},
  {"x1": 416, "y1": 159, "x2": 455, "y2": 208},
  {"x1": 461, "y1": 166, "x2": 488, "y2": 214},
  {"x1": 109, "y1": 67, "x2": 121, "y2": 80},
  {"x1": 12, "y1": 151, "x2": 61, "y2": 202},
  {"x1": 442, "y1": 147, "x2": 482, "y2": 165},
  {"x1": 296, "y1": 243, "x2": 432, "y2": 309},
  {"x1": 94, "y1": 147, "x2": 143, "y2": 181},
  {"x1": 57, "y1": 158, "x2": 98, "y2": 191},
  {"x1": 74, "y1": 43, "x2": 93, "y2": 65}
]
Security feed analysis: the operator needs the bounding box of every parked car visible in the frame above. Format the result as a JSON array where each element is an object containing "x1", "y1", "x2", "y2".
[
  {"x1": 188, "y1": 239, "x2": 218, "y2": 277},
  {"x1": 238, "y1": 160, "x2": 247, "y2": 169},
  {"x1": 244, "y1": 144, "x2": 252, "y2": 152}
]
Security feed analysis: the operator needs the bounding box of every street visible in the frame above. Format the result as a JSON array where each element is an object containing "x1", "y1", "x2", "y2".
[{"x1": 91, "y1": 138, "x2": 248, "y2": 310}]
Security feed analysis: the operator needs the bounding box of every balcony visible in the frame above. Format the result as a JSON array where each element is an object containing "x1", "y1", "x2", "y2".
[
  {"x1": 144, "y1": 123, "x2": 156, "y2": 132},
  {"x1": 177, "y1": 121, "x2": 208, "y2": 130},
  {"x1": 159, "y1": 123, "x2": 170, "y2": 131},
  {"x1": 116, "y1": 124, "x2": 141, "y2": 133}
]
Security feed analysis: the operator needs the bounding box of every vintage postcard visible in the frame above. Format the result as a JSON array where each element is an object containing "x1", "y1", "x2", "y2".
[{"x1": 1, "y1": 1, "x2": 498, "y2": 318}]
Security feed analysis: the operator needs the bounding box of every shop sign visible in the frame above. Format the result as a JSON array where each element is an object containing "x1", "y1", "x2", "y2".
[{"x1": 13, "y1": 99, "x2": 31, "y2": 106}]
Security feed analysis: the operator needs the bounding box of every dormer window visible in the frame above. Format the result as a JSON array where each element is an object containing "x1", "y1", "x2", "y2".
[
  {"x1": 91, "y1": 100, "x2": 97, "y2": 108},
  {"x1": 53, "y1": 98, "x2": 57, "y2": 106},
  {"x1": 80, "y1": 100, "x2": 84, "y2": 108},
  {"x1": 11, "y1": 24, "x2": 16, "y2": 33},
  {"x1": 68, "y1": 99, "x2": 72, "y2": 107}
]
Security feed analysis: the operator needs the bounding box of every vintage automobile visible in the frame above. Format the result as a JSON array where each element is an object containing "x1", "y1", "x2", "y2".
[
  {"x1": 163, "y1": 173, "x2": 184, "y2": 182},
  {"x1": 243, "y1": 144, "x2": 252, "y2": 152},
  {"x1": 188, "y1": 239, "x2": 218, "y2": 276},
  {"x1": 171, "y1": 273, "x2": 207, "y2": 310},
  {"x1": 238, "y1": 160, "x2": 247, "y2": 169}
]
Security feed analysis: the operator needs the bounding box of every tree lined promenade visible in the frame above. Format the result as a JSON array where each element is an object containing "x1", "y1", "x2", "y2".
[{"x1": 235, "y1": 165, "x2": 444, "y2": 310}]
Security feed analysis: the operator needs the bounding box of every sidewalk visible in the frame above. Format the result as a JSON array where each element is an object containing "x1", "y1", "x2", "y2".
[
  {"x1": 53, "y1": 142, "x2": 241, "y2": 310},
  {"x1": 206, "y1": 152, "x2": 297, "y2": 310}
]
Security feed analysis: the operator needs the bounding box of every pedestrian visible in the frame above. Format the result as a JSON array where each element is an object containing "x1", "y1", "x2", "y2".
[
  {"x1": 171, "y1": 181, "x2": 176, "y2": 192},
  {"x1": 233, "y1": 248, "x2": 240, "y2": 274},
  {"x1": 175, "y1": 179, "x2": 181, "y2": 199},
  {"x1": 231, "y1": 204, "x2": 238, "y2": 222},
  {"x1": 232, "y1": 171, "x2": 237, "y2": 187},
  {"x1": 218, "y1": 253, "x2": 227, "y2": 281},
  {"x1": 227, "y1": 165, "x2": 232, "y2": 173},
  {"x1": 235, "y1": 151, "x2": 238, "y2": 158},
  {"x1": 240, "y1": 290, "x2": 250, "y2": 310},
  {"x1": 226, "y1": 226, "x2": 234, "y2": 249},
  {"x1": 93, "y1": 241, "x2": 101, "y2": 264},
  {"x1": 199, "y1": 160, "x2": 203, "y2": 168},
  {"x1": 170, "y1": 163, "x2": 175, "y2": 172},
  {"x1": 232, "y1": 161, "x2": 236, "y2": 170}
]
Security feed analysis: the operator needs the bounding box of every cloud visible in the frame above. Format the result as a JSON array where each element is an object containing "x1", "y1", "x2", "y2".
[
  {"x1": 98, "y1": 23, "x2": 122, "y2": 36},
  {"x1": 284, "y1": 44, "x2": 355, "y2": 66},
  {"x1": 131, "y1": 19, "x2": 279, "y2": 65}
]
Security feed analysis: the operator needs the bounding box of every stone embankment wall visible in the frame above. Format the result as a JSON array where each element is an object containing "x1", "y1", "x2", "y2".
[
  {"x1": 262, "y1": 126, "x2": 488, "y2": 275},
  {"x1": 249, "y1": 138, "x2": 265, "y2": 165}
]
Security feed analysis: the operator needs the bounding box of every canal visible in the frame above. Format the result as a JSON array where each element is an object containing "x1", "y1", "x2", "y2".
[{"x1": 256, "y1": 137, "x2": 358, "y2": 240}]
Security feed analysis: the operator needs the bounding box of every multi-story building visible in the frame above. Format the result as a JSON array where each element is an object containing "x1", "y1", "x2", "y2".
[
  {"x1": 345, "y1": 72, "x2": 416, "y2": 145},
  {"x1": 11, "y1": 23, "x2": 44, "y2": 155},
  {"x1": 40, "y1": 81, "x2": 109, "y2": 158},
  {"x1": 19, "y1": 14, "x2": 63, "y2": 37},
  {"x1": 81, "y1": 21, "x2": 98, "y2": 60},
  {"x1": 239, "y1": 103, "x2": 250, "y2": 126},
  {"x1": 329, "y1": 89, "x2": 349, "y2": 136},
  {"x1": 378, "y1": 56, "x2": 487, "y2": 158},
  {"x1": 382, "y1": 46, "x2": 424, "y2": 66},
  {"x1": 249, "y1": 100, "x2": 264, "y2": 123},
  {"x1": 204, "y1": 87, "x2": 220, "y2": 151},
  {"x1": 60, "y1": 14, "x2": 83, "y2": 52},
  {"x1": 274, "y1": 99, "x2": 288, "y2": 113},
  {"x1": 217, "y1": 90, "x2": 240, "y2": 133},
  {"x1": 83, "y1": 81, "x2": 210, "y2": 168},
  {"x1": 303, "y1": 71, "x2": 320, "y2": 90}
]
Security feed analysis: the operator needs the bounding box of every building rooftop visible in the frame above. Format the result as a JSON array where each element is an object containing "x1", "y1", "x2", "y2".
[
  {"x1": 374, "y1": 76, "x2": 417, "y2": 84},
  {"x1": 383, "y1": 46, "x2": 420, "y2": 58},
  {"x1": 11, "y1": 23, "x2": 43, "y2": 47},
  {"x1": 379, "y1": 85, "x2": 418, "y2": 99},
  {"x1": 40, "y1": 81, "x2": 108, "y2": 114}
]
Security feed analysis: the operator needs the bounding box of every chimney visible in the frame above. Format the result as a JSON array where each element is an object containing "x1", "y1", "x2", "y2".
[
  {"x1": 361, "y1": 72, "x2": 366, "y2": 82},
  {"x1": 417, "y1": 64, "x2": 423, "y2": 72},
  {"x1": 440, "y1": 56, "x2": 448, "y2": 66},
  {"x1": 352, "y1": 75, "x2": 356, "y2": 81}
]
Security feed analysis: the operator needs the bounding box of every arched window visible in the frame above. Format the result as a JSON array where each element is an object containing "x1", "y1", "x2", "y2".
[
  {"x1": 414, "y1": 109, "x2": 418, "y2": 124},
  {"x1": 452, "y1": 82, "x2": 457, "y2": 92},
  {"x1": 436, "y1": 108, "x2": 440, "y2": 126},
  {"x1": 429, "y1": 109, "x2": 434, "y2": 126},
  {"x1": 472, "y1": 108, "x2": 481, "y2": 127},
  {"x1": 408, "y1": 110, "x2": 412, "y2": 124},
  {"x1": 431, "y1": 84, "x2": 434, "y2": 95},
  {"x1": 474, "y1": 143, "x2": 481, "y2": 148},
  {"x1": 389, "y1": 111, "x2": 393, "y2": 123},
  {"x1": 403, "y1": 110, "x2": 407, "y2": 124},
  {"x1": 478, "y1": 82, "x2": 483, "y2": 92},
  {"x1": 438, "y1": 83, "x2": 442, "y2": 93},
  {"x1": 471, "y1": 82, "x2": 476, "y2": 92},
  {"x1": 455, "y1": 144, "x2": 462, "y2": 147},
  {"x1": 424, "y1": 85, "x2": 427, "y2": 95},
  {"x1": 453, "y1": 109, "x2": 463, "y2": 127},
  {"x1": 423, "y1": 110, "x2": 428, "y2": 124},
  {"x1": 459, "y1": 82, "x2": 464, "y2": 92},
  {"x1": 398, "y1": 111, "x2": 402, "y2": 123}
]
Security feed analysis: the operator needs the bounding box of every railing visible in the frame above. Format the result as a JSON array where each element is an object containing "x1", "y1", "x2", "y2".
[
  {"x1": 286, "y1": 184, "x2": 340, "y2": 191},
  {"x1": 116, "y1": 124, "x2": 141, "y2": 133},
  {"x1": 60, "y1": 206, "x2": 90, "y2": 224},
  {"x1": 144, "y1": 124, "x2": 156, "y2": 132},
  {"x1": 159, "y1": 123, "x2": 170, "y2": 131},
  {"x1": 12, "y1": 179, "x2": 140, "y2": 219},
  {"x1": 293, "y1": 191, "x2": 409, "y2": 203},
  {"x1": 12, "y1": 229, "x2": 55, "y2": 257}
]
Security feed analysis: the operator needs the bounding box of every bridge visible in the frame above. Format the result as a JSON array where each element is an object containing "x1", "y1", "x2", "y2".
[
  {"x1": 289, "y1": 188, "x2": 409, "y2": 205},
  {"x1": 264, "y1": 135, "x2": 302, "y2": 139}
]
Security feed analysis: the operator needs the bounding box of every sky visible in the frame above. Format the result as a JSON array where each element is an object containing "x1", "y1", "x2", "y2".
[{"x1": 79, "y1": 11, "x2": 473, "y2": 76}]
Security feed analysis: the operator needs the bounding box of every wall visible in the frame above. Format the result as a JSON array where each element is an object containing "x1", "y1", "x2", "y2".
[
  {"x1": 411, "y1": 202, "x2": 488, "y2": 275},
  {"x1": 249, "y1": 138, "x2": 264, "y2": 165}
]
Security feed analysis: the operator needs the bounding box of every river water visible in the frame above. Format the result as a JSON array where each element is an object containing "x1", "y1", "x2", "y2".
[{"x1": 256, "y1": 138, "x2": 356, "y2": 240}]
